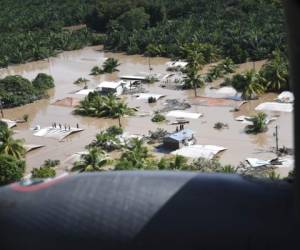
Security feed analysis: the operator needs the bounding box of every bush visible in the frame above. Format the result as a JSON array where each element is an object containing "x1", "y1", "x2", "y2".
[
  {"x1": 148, "y1": 97, "x2": 157, "y2": 103},
  {"x1": 31, "y1": 166, "x2": 56, "y2": 179},
  {"x1": 0, "y1": 154, "x2": 25, "y2": 185},
  {"x1": 151, "y1": 113, "x2": 166, "y2": 122},
  {"x1": 32, "y1": 73, "x2": 55, "y2": 90},
  {"x1": 214, "y1": 122, "x2": 228, "y2": 130},
  {"x1": 43, "y1": 159, "x2": 60, "y2": 168}
]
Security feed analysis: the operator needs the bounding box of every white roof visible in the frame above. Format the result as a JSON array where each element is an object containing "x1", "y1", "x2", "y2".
[
  {"x1": 166, "y1": 61, "x2": 188, "y2": 68},
  {"x1": 276, "y1": 91, "x2": 294, "y2": 103},
  {"x1": 75, "y1": 89, "x2": 95, "y2": 95},
  {"x1": 33, "y1": 127, "x2": 84, "y2": 141},
  {"x1": 172, "y1": 145, "x2": 227, "y2": 159},
  {"x1": 206, "y1": 87, "x2": 239, "y2": 99},
  {"x1": 255, "y1": 102, "x2": 293, "y2": 112},
  {"x1": 0, "y1": 119, "x2": 17, "y2": 129},
  {"x1": 166, "y1": 110, "x2": 203, "y2": 119},
  {"x1": 97, "y1": 81, "x2": 122, "y2": 89},
  {"x1": 135, "y1": 93, "x2": 165, "y2": 100}
]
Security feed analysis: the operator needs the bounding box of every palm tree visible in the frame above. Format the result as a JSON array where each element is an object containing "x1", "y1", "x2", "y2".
[
  {"x1": 72, "y1": 148, "x2": 109, "y2": 172},
  {"x1": 259, "y1": 49, "x2": 289, "y2": 92},
  {"x1": 230, "y1": 70, "x2": 265, "y2": 100},
  {"x1": 115, "y1": 138, "x2": 150, "y2": 170},
  {"x1": 242, "y1": 70, "x2": 265, "y2": 99},
  {"x1": 102, "y1": 58, "x2": 120, "y2": 73},
  {"x1": 74, "y1": 77, "x2": 90, "y2": 89},
  {"x1": 101, "y1": 95, "x2": 133, "y2": 127},
  {"x1": 183, "y1": 67, "x2": 204, "y2": 96},
  {"x1": 245, "y1": 112, "x2": 268, "y2": 134},
  {"x1": 113, "y1": 102, "x2": 132, "y2": 127},
  {"x1": 90, "y1": 66, "x2": 102, "y2": 75},
  {"x1": 0, "y1": 126, "x2": 25, "y2": 159}
]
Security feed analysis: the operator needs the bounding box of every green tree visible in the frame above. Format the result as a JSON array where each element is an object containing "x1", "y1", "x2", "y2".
[
  {"x1": 245, "y1": 112, "x2": 268, "y2": 134},
  {"x1": 72, "y1": 148, "x2": 109, "y2": 172},
  {"x1": 158, "y1": 155, "x2": 188, "y2": 170},
  {"x1": 102, "y1": 58, "x2": 120, "y2": 73},
  {"x1": 151, "y1": 112, "x2": 166, "y2": 123},
  {"x1": 0, "y1": 125, "x2": 25, "y2": 159},
  {"x1": 90, "y1": 126, "x2": 123, "y2": 151},
  {"x1": 230, "y1": 70, "x2": 265, "y2": 100},
  {"x1": 259, "y1": 49, "x2": 289, "y2": 92},
  {"x1": 0, "y1": 154, "x2": 25, "y2": 185},
  {"x1": 115, "y1": 138, "x2": 151, "y2": 170},
  {"x1": 31, "y1": 166, "x2": 56, "y2": 179},
  {"x1": 112, "y1": 7, "x2": 150, "y2": 32},
  {"x1": 32, "y1": 73, "x2": 55, "y2": 90}
]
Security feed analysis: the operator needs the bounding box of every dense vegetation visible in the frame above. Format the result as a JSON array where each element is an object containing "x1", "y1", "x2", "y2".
[
  {"x1": 0, "y1": 0, "x2": 103, "y2": 67},
  {"x1": 0, "y1": 74, "x2": 54, "y2": 108},
  {"x1": 0, "y1": 0, "x2": 286, "y2": 68},
  {"x1": 89, "y1": 0, "x2": 286, "y2": 63},
  {"x1": 224, "y1": 50, "x2": 289, "y2": 99},
  {"x1": 0, "y1": 121, "x2": 26, "y2": 185}
]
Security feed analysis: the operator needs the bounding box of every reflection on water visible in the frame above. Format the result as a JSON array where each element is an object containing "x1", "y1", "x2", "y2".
[{"x1": 0, "y1": 46, "x2": 294, "y2": 172}]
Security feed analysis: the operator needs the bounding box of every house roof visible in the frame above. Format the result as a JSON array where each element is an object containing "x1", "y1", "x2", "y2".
[
  {"x1": 120, "y1": 75, "x2": 147, "y2": 80},
  {"x1": 97, "y1": 81, "x2": 122, "y2": 89},
  {"x1": 166, "y1": 129, "x2": 194, "y2": 142}
]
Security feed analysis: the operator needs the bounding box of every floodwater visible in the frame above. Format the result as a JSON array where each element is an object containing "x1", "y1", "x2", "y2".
[{"x1": 0, "y1": 46, "x2": 294, "y2": 175}]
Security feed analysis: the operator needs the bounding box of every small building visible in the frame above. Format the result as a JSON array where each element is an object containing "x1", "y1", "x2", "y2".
[
  {"x1": 96, "y1": 81, "x2": 124, "y2": 96},
  {"x1": 163, "y1": 129, "x2": 195, "y2": 150}
]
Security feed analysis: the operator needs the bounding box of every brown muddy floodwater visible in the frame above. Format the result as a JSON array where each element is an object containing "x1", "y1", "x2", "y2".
[{"x1": 0, "y1": 46, "x2": 294, "y2": 175}]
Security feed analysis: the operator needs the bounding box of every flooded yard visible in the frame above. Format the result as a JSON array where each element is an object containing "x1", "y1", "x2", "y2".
[{"x1": 0, "y1": 46, "x2": 294, "y2": 175}]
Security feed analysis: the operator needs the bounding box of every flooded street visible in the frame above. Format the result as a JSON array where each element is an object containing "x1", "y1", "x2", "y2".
[{"x1": 0, "y1": 46, "x2": 293, "y2": 174}]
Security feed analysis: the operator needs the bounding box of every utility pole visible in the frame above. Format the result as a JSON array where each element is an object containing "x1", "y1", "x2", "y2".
[
  {"x1": 274, "y1": 125, "x2": 279, "y2": 155},
  {"x1": 0, "y1": 97, "x2": 4, "y2": 118}
]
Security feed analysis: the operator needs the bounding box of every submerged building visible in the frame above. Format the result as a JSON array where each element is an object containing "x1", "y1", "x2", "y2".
[{"x1": 163, "y1": 129, "x2": 195, "y2": 150}]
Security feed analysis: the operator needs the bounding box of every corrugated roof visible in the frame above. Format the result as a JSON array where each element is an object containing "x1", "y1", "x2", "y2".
[{"x1": 167, "y1": 129, "x2": 194, "y2": 142}]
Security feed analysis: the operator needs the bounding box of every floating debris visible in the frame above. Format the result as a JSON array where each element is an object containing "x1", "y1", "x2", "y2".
[
  {"x1": 24, "y1": 144, "x2": 45, "y2": 153},
  {"x1": 160, "y1": 99, "x2": 191, "y2": 112}
]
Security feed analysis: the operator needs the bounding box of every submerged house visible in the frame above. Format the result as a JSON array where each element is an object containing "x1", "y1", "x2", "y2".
[
  {"x1": 96, "y1": 81, "x2": 124, "y2": 96},
  {"x1": 163, "y1": 129, "x2": 195, "y2": 150}
]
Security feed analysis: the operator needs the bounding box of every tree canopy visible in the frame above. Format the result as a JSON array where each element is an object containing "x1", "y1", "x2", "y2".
[
  {"x1": 0, "y1": 0, "x2": 287, "y2": 67},
  {"x1": 0, "y1": 74, "x2": 55, "y2": 108}
]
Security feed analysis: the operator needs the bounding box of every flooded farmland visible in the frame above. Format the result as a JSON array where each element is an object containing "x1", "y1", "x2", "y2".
[{"x1": 0, "y1": 46, "x2": 293, "y2": 175}]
